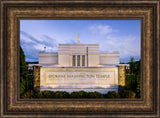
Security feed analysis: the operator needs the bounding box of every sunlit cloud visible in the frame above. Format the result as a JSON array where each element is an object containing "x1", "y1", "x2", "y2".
[
  {"x1": 100, "y1": 35, "x2": 140, "y2": 62},
  {"x1": 89, "y1": 25, "x2": 113, "y2": 35}
]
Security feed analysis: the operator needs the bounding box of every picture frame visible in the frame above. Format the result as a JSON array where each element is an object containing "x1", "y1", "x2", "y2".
[{"x1": 0, "y1": 0, "x2": 159, "y2": 117}]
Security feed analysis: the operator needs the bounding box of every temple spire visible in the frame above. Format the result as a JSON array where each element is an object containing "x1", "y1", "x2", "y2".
[{"x1": 77, "y1": 34, "x2": 80, "y2": 44}]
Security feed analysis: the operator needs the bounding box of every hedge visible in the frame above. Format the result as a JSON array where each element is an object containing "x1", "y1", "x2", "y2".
[
  {"x1": 22, "y1": 90, "x2": 136, "y2": 99},
  {"x1": 104, "y1": 91, "x2": 120, "y2": 98}
]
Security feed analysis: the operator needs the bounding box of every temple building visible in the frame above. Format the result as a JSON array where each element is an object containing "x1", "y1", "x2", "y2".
[
  {"x1": 33, "y1": 39, "x2": 126, "y2": 94},
  {"x1": 38, "y1": 40, "x2": 119, "y2": 67}
]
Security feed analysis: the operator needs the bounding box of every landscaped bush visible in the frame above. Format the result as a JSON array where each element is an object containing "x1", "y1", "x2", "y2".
[
  {"x1": 104, "y1": 91, "x2": 120, "y2": 98},
  {"x1": 22, "y1": 90, "x2": 36, "y2": 98},
  {"x1": 70, "y1": 91, "x2": 88, "y2": 98},
  {"x1": 22, "y1": 90, "x2": 137, "y2": 99},
  {"x1": 36, "y1": 92, "x2": 44, "y2": 98},
  {"x1": 41, "y1": 91, "x2": 55, "y2": 98},
  {"x1": 54, "y1": 91, "x2": 70, "y2": 98},
  {"x1": 119, "y1": 90, "x2": 136, "y2": 98},
  {"x1": 87, "y1": 91, "x2": 104, "y2": 98}
]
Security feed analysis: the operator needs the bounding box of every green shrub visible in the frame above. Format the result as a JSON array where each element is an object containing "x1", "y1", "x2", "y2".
[
  {"x1": 70, "y1": 91, "x2": 88, "y2": 98},
  {"x1": 104, "y1": 91, "x2": 120, "y2": 98},
  {"x1": 22, "y1": 90, "x2": 36, "y2": 98},
  {"x1": 119, "y1": 90, "x2": 136, "y2": 98},
  {"x1": 54, "y1": 91, "x2": 70, "y2": 98},
  {"x1": 36, "y1": 91, "x2": 70, "y2": 98},
  {"x1": 135, "y1": 74, "x2": 141, "y2": 98},
  {"x1": 61, "y1": 91, "x2": 70, "y2": 98},
  {"x1": 22, "y1": 90, "x2": 138, "y2": 99},
  {"x1": 87, "y1": 91, "x2": 104, "y2": 98},
  {"x1": 41, "y1": 91, "x2": 55, "y2": 98},
  {"x1": 20, "y1": 78, "x2": 26, "y2": 97},
  {"x1": 36, "y1": 92, "x2": 44, "y2": 98}
]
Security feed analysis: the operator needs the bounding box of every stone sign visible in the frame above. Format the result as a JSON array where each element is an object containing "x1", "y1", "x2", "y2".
[
  {"x1": 46, "y1": 71, "x2": 114, "y2": 84},
  {"x1": 40, "y1": 67, "x2": 119, "y2": 94}
]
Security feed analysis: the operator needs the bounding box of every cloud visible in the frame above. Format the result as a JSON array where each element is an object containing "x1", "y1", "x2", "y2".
[
  {"x1": 89, "y1": 25, "x2": 113, "y2": 35},
  {"x1": 100, "y1": 35, "x2": 140, "y2": 62},
  {"x1": 64, "y1": 39, "x2": 77, "y2": 44},
  {"x1": 20, "y1": 31, "x2": 42, "y2": 44},
  {"x1": 20, "y1": 43, "x2": 39, "y2": 62},
  {"x1": 41, "y1": 35, "x2": 58, "y2": 48},
  {"x1": 20, "y1": 31, "x2": 78, "y2": 62},
  {"x1": 20, "y1": 31, "x2": 59, "y2": 62}
]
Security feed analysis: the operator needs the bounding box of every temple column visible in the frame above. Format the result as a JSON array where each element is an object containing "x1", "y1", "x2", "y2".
[
  {"x1": 85, "y1": 55, "x2": 87, "y2": 67},
  {"x1": 75, "y1": 55, "x2": 77, "y2": 67},
  {"x1": 80, "y1": 55, "x2": 82, "y2": 66}
]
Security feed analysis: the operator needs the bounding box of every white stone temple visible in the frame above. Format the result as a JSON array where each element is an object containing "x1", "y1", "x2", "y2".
[
  {"x1": 39, "y1": 40, "x2": 119, "y2": 67},
  {"x1": 35, "y1": 38, "x2": 125, "y2": 94}
]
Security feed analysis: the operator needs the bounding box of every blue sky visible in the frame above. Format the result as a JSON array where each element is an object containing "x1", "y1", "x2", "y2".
[{"x1": 20, "y1": 20, "x2": 141, "y2": 63}]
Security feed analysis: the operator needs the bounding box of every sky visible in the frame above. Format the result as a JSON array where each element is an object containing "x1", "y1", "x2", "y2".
[{"x1": 20, "y1": 20, "x2": 141, "y2": 63}]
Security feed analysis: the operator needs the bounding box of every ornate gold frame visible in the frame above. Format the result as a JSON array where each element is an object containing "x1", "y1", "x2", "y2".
[{"x1": 0, "y1": 0, "x2": 159, "y2": 117}]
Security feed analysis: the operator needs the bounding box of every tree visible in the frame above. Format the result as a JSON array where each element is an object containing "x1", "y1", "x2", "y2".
[
  {"x1": 129, "y1": 57, "x2": 135, "y2": 73},
  {"x1": 135, "y1": 60, "x2": 141, "y2": 98},
  {"x1": 20, "y1": 46, "x2": 27, "y2": 79},
  {"x1": 20, "y1": 46, "x2": 28, "y2": 97},
  {"x1": 126, "y1": 57, "x2": 141, "y2": 98}
]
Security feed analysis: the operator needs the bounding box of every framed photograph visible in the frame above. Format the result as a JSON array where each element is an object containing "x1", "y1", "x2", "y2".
[
  {"x1": 20, "y1": 19, "x2": 141, "y2": 99},
  {"x1": 0, "y1": 0, "x2": 159, "y2": 117}
]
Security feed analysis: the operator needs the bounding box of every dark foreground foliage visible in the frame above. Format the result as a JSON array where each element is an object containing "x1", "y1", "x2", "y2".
[
  {"x1": 20, "y1": 46, "x2": 33, "y2": 97},
  {"x1": 104, "y1": 91, "x2": 120, "y2": 98},
  {"x1": 22, "y1": 90, "x2": 136, "y2": 99},
  {"x1": 119, "y1": 90, "x2": 136, "y2": 98},
  {"x1": 125, "y1": 57, "x2": 141, "y2": 98}
]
